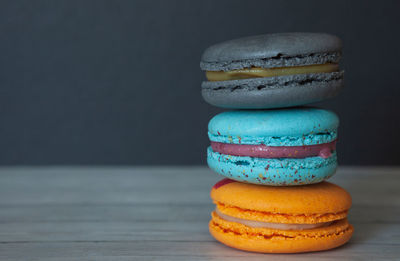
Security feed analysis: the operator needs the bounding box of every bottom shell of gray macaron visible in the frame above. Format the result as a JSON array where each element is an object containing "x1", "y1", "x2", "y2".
[{"x1": 201, "y1": 72, "x2": 343, "y2": 109}]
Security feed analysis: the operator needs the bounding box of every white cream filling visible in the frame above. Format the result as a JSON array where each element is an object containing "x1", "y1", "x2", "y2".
[{"x1": 215, "y1": 208, "x2": 333, "y2": 230}]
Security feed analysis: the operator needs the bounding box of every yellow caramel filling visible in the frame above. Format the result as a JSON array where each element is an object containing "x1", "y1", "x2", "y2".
[{"x1": 206, "y1": 63, "x2": 339, "y2": 81}]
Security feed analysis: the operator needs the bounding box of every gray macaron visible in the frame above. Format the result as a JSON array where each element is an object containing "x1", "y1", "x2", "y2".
[{"x1": 200, "y1": 32, "x2": 344, "y2": 109}]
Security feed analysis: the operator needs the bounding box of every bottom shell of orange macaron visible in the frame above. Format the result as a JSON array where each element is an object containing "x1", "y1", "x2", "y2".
[{"x1": 209, "y1": 215, "x2": 353, "y2": 253}]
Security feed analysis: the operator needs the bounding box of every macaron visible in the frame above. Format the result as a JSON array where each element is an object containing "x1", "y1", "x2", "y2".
[
  {"x1": 207, "y1": 107, "x2": 339, "y2": 185},
  {"x1": 200, "y1": 32, "x2": 343, "y2": 109},
  {"x1": 209, "y1": 179, "x2": 353, "y2": 253}
]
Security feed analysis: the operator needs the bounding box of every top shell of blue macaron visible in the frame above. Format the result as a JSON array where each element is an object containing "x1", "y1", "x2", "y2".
[{"x1": 208, "y1": 108, "x2": 339, "y2": 146}]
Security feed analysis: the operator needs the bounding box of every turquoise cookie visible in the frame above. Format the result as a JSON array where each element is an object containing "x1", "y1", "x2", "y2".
[{"x1": 207, "y1": 107, "x2": 339, "y2": 185}]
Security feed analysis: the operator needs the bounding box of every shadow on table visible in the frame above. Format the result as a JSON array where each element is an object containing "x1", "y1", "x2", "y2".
[{"x1": 336, "y1": 168, "x2": 396, "y2": 246}]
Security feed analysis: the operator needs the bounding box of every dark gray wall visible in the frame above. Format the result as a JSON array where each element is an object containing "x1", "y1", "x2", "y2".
[{"x1": 0, "y1": 0, "x2": 399, "y2": 165}]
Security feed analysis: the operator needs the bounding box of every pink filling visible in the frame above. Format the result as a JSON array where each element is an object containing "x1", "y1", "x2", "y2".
[
  {"x1": 215, "y1": 209, "x2": 333, "y2": 230},
  {"x1": 211, "y1": 140, "x2": 336, "y2": 159},
  {"x1": 213, "y1": 178, "x2": 235, "y2": 189}
]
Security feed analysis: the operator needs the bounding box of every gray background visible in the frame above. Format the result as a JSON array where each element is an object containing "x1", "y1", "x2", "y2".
[{"x1": 0, "y1": 0, "x2": 399, "y2": 165}]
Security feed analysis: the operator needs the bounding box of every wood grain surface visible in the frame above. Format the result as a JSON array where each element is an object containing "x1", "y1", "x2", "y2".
[{"x1": 0, "y1": 167, "x2": 398, "y2": 260}]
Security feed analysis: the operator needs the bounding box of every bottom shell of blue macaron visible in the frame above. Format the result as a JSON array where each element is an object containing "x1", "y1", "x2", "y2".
[{"x1": 207, "y1": 147, "x2": 337, "y2": 186}]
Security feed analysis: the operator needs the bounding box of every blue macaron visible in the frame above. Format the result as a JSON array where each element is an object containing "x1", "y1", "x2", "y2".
[{"x1": 207, "y1": 107, "x2": 339, "y2": 185}]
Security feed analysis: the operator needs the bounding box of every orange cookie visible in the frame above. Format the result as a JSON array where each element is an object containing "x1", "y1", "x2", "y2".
[{"x1": 209, "y1": 178, "x2": 353, "y2": 253}]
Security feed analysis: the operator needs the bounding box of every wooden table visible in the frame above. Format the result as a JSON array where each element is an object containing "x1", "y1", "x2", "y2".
[{"x1": 0, "y1": 167, "x2": 399, "y2": 260}]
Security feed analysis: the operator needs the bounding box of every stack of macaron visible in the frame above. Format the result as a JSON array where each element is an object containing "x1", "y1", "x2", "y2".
[{"x1": 200, "y1": 33, "x2": 353, "y2": 253}]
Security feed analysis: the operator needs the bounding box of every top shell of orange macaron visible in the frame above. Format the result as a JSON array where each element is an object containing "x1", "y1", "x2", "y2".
[{"x1": 211, "y1": 179, "x2": 351, "y2": 224}]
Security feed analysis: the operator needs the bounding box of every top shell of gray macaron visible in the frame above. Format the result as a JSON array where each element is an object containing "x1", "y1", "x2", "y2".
[{"x1": 200, "y1": 33, "x2": 342, "y2": 71}]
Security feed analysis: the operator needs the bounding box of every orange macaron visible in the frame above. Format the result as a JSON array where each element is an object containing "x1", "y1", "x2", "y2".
[{"x1": 209, "y1": 178, "x2": 353, "y2": 253}]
